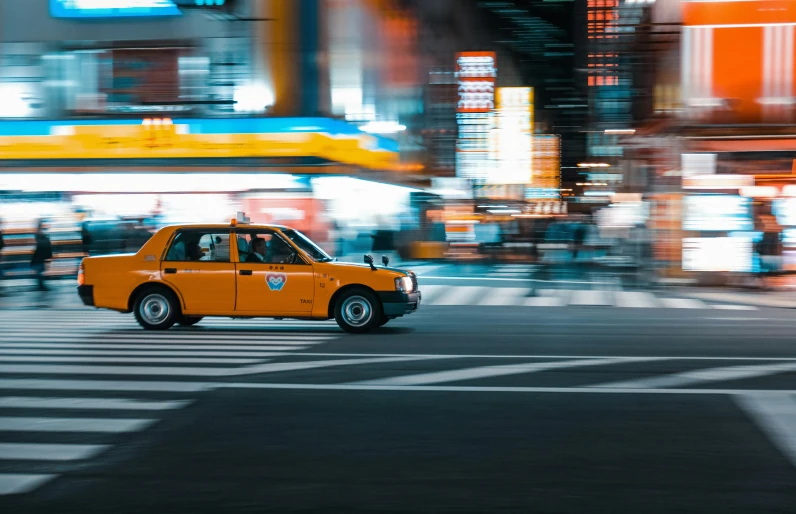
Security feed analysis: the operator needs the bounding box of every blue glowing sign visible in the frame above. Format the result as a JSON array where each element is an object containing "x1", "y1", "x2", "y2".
[{"x1": 50, "y1": 0, "x2": 182, "y2": 18}]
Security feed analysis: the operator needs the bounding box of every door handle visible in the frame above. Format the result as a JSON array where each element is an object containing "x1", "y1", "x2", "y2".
[
  {"x1": 239, "y1": 269, "x2": 253, "y2": 276},
  {"x1": 164, "y1": 268, "x2": 177, "y2": 274}
]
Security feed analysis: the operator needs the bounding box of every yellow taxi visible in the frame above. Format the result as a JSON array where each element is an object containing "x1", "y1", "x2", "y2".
[{"x1": 77, "y1": 214, "x2": 420, "y2": 333}]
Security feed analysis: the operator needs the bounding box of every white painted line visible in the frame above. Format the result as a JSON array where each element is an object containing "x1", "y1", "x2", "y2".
[
  {"x1": 711, "y1": 304, "x2": 759, "y2": 311},
  {"x1": 359, "y1": 357, "x2": 660, "y2": 386},
  {"x1": 593, "y1": 362, "x2": 796, "y2": 389},
  {"x1": 659, "y1": 298, "x2": 709, "y2": 309},
  {"x1": 0, "y1": 397, "x2": 190, "y2": 411},
  {"x1": 0, "y1": 356, "x2": 263, "y2": 364},
  {"x1": 0, "y1": 349, "x2": 289, "y2": 358},
  {"x1": 417, "y1": 285, "x2": 451, "y2": 304},
  {"x1": 0, "y1": 364, "x2": 256, "y2": 377},
  {"x1": 522, "y1": 296, "x2": 565, "y2": 307},
  {"x1": 0, "y1": 343, "x2": 307, "y2": 351},
  {"x1": 477, "y1": 288, "x2": 530, "y2": 306},
  {"x1": 218, "y1": 382, "x2": 796, "y2": 396},
  {"x1": 0, "y1": 473, "x2": 55, "y2": 495},
  {"x1": 0, "y1": 336, "x2": 329, "y2": 344},
  {"x1": 0, "y1": 443, "x2": 109, "y2": 461},
  {"x1": 615, "y1": 291, "x2": 658, "y2": 308},
  {"x1": 422, "y1": 276, "x2": 537, "y2": 282},
  {"x1": 226, "y1": 355, "x2": 460, "y2": 377},
  {"x1": 569, "y1": 290, "x2": 611, "y2": 306},
  {"x1": 430, "y1": 286, "x2": 490, "y2": 306},
  {"x1": 0, "y1": 379, "x2": 209, "y2": 393},
  {"x1": 0, "y1": 416, "x2": 155, "y2": 433},
  {"x1": 736, "y1": 393, "x2": 796, "y2": 469}
]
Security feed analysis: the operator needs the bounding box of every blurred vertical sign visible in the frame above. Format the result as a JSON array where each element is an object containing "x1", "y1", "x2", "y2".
[{"x1": 456, "y1": 52, "x2": 496, "y2": 181}]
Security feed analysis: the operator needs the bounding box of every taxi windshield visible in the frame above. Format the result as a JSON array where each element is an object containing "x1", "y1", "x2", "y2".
[{"x1": 281, "y1": 229, "x2": 333, "y2": 262}]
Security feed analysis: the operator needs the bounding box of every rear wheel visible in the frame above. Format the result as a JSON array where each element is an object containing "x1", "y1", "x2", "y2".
[
  {"x1": 334, "y1": 289, "x2": 381, "y2": 334},
  {"x1": 177, "y1": 316, "x2": 203, "y2": 327},
  {"x1": 134, "y1": 288, "x2": 178, "y2": 330}
]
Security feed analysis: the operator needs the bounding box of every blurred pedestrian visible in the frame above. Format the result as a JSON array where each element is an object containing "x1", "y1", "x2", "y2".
[{"x1": 31, "y1": 220, "x2": 52, "y2": 291}]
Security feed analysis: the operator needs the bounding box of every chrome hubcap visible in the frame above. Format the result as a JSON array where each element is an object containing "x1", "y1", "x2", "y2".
[
  {"x1": 341, "y1": 295, "x2": 372, "y2": 327},
  {"x1": 141, "y1": 294, "x2": 170, "y2": 325}
]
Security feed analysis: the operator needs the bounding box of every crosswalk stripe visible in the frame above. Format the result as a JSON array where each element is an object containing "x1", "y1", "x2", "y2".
[
  {"x1": 569, "y1": 290, "x2": 611, "y2": 306},
  {"x1": 0, "y1": 363, "x2": 267, "y2": 377},
  {"x1": 593, "y1": 362, "x2": 796, "y2": 389},
  {"x1": 0, "y1": 443, "x2": 109, "y2": 461},
  {"x1": 614, "y1": 291, "x2": 658, "y2": 308},
  {"x1": 225, "y1": 355, "x2": 458, "y2": 377},
  {"x1": 711, "y1": 304, "x2": 758, "y2": 311},
  {"x1": 0, "y1": 473, "x2": 55, "y2": 495},
  {"x1": 0, "y1": 334, "x2": 333, "y2": 342},
  {"x1": 477, "y1": 288, "x2": 530, "y2": 306},
  {"x1": 659, "y1": 298, "x2": 709, "y2": 309},
  {"x1": 735, "y1": 393, "x2": 796, "y2": 470},
  {"x1": 0, "y1": 349, "x2": 289, "y2": 358},
  {"x1": 0, "y1": 356, "x2": 264, "y2": 364},
  {"x1": 0, "y1": 397, "x2": 190, "y2": 410},
  {"x1": 0, "y1": 343, "x2": 307, "y2": 351},
  {"x1": 358, "y1": 357, "x2": 660, "y2": 386},
  {"x1": 0, "y1": 416, "x2": 155, "y2": 433},
  {"x1": 0, "y1": 379, "x2": 209, "y2": 393},
  {"x1": 429, "y1": 286, "x2": 490, "y2": 306},
  {"x1": 417, "y1": 285, "x2": 448, "y2": 304},
  {"x1": 522, "y1": 296, "x2": 565, "y2": 307}
]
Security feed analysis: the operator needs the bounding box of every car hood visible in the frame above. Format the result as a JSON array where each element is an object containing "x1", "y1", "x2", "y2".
[{"x1": 323, "y1": 260, "x2": 412, "y2": 276}]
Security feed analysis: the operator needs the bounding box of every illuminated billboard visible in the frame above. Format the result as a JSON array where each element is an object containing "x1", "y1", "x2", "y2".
[
  {"x1": 682, "y1": 195, "x2": 753, "y2": 232},
  {"x1": 492, "y1": 87, "x2": 533, "y2": 185},
  {"x1": 455, "y1": 52, "x2": 496, "y2": 181},
  {"x1": 50, "y1": 0, "x2": 182, "y2": 18}
]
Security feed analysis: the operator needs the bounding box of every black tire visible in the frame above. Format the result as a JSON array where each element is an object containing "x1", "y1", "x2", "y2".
[
  {"x1": 133, "y1": 287, "x2": 179, "y2": 330},
  {"x1": 378, "y1": 316, "x2": 390, "y2": 327},
  {"x1": 334, "y1": 288, "x2": 382, "y2": 334},
  {"x1": 177, "y1": 316, "x2": 203, "y2": 327}
]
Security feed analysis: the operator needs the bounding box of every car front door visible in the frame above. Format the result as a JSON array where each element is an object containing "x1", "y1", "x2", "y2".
[
  {"x1": 161, "y1": 229, "x2": 236, "y2": 314},
  {"x1": 234, "y1": 230, "x2": 315, "y2": 315}
]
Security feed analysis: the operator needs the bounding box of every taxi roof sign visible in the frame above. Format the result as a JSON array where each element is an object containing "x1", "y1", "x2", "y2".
[{"x1": 235, "y1": 212, "x2": 251, "y2": 225}]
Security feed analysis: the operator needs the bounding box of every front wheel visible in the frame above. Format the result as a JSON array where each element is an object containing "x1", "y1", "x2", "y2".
[
  {"x1": 134, "y1": 288, "x2": 178, "y2": 330},
  {"x1": 378, "y1": 316, "x2": 390, "y2": 327},
  {"x1": 177, "y1": 316, "x2": 203, "y2": 327},
  {"x1": 334, "y1": 289, "x2": 381, "y2": 334}
]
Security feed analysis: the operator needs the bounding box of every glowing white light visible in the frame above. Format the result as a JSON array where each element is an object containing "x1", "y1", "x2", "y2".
[
  {"x1": 233, "y1": 83, "x2": 274, "y2": 113},
  {"x1": 359, "y1": 121, "x2": 406, "y2": 134}
]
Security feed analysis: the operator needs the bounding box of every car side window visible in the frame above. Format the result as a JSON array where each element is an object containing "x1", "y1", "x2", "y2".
[
  {"x1": 238, "y1": 231, "x2": 304, "y2": 265},
  {"x1": 164, "y1": 230, "x2": 230, "y2": 262}
]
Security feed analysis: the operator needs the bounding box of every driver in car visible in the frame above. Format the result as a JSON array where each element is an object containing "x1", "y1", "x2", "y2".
[{"x1": 246, "y1": 237, "x2": 266, "y2": 263}]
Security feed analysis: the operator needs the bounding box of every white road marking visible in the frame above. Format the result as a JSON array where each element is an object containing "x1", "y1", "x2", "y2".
[
  {"x1": 736, "y1": 393, "x2": 796, "y2": 469},
  {"x1": 430, "y1": 286, "x2": 490, "y2": 306},
  {"x1": 477, "y1": 288, "x2": 530, "y2": 306},
  {"x1": 522, "y1": 296, "x2": 565, "y2": 307},
  {"x1": 659, "y1": 298, "x2": 709, "y2": 309},
  {"x1": 412, "y1": 285, "x2": 448, "y2": 303},
  {"x1": 614, "y1": 291, "x2": 658, "y2": 308},
  {"x1": 593, "y1": 362, "x2": 796, "y2": 389},
  {"x1": 0, "y1": 343, "x2": 306, "y2": 351},
  {"x1": 0, "y1": 417, "x2": 155, "y2": 433},
  {"x1": 0, "y1": 337, "x2": 327, "y2": 345},
  {"x1": 219, "y1": 382, "x2": 796, "y2": 396},
  {"x1": 358, "y1": 357, "x2": 661, "y2": 386},
  {"x1": 226, "y1": 355, "x2": 460, "y2": 377},
  {"x1": 569, "y1": 290, "x2": 611, "y2": 306},
  {"x1": 421, "y1": 276, "x2": 537, "y2": 282},
  {"x1": 0, "y1": 397, "x2": 190, "y2": 411},
  {"x1": 711, "y1": 304, "x2": 759, "y2": 311},
  {"x1": 0, "y1": 349, "x2": 289, "y2": 358},
  {"x1": 0, "y1": 443, "x2": 109, "y2": 461},
  {"x1": 0, "y1": 356, "x2": 263, "y2": 364},
  {"x1": 0, "y1": 332, "x2": 333, "y2": 341},
  {"x1": 0, "y1": 379, "x2": 209, "y2": 393},
  {"x1": 0, "y1": 363, "x2": 266, "y2": 377},
  {"x1": 0, "y1": 474, "x2": 55, "y2": 495}
]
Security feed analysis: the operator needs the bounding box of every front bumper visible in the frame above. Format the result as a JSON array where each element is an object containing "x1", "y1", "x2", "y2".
[
  {"x1": 77, "y1": 285, "x2": 94, "y2": 306},
  {"x1": 378, "y1": 290, "x2": 421, "y2": 317}
]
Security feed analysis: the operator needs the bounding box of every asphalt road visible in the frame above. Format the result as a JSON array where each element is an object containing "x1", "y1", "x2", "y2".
[{"x1": 1, "y1": 289, "x2": 796, "y2": 512}]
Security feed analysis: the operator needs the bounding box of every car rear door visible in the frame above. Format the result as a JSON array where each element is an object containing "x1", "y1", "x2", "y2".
[{"x1": 161, "y1": 228, "x2": 236, "y2": 314}]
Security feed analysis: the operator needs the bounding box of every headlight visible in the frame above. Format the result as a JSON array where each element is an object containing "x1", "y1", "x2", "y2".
[{"x1": 395, "y1": 276, "x2": 414, "y2": 292}]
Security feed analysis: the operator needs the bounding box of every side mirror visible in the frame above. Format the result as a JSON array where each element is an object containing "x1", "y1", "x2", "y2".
[
  {"x1": 382, "y1": 256, "x2": 390, "y2": 267},
  {"x1": 364, "y1": 254, "x2": 376, "y2": 270}
]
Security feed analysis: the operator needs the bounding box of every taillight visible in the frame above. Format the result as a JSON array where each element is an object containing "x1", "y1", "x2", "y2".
[{"x1": 77, "y1": 261, "x2": 85, "y2": 286}]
